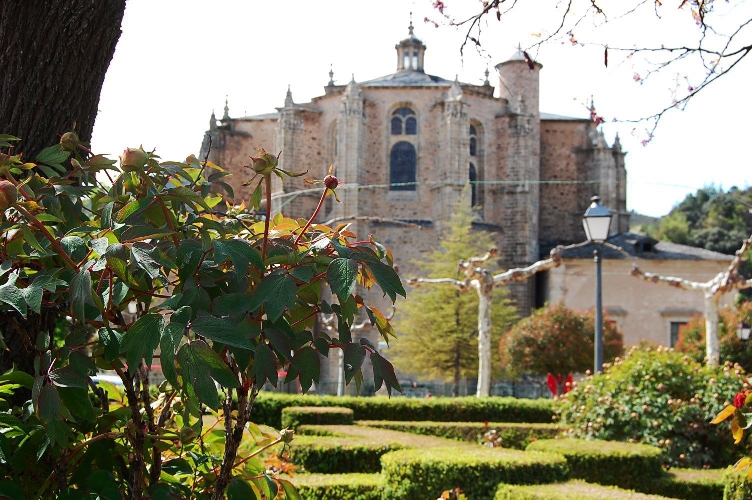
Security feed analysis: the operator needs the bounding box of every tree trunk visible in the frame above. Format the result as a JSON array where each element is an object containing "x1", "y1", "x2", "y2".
[
  {"x1": 476, "y1": 283, "x2": 493, "y2": 397},
  {"x1": 0, "y1": 1, "x2": 126, "y2": 161},
  {"x1": 705, "y1": 292, "x2": 721, "y2": 366}
]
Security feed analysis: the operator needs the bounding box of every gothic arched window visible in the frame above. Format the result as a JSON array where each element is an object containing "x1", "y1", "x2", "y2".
[
  {"x1": 391, "y1": 107, "x2": 416, "y2": 135},
  {"x1": 469, "y1": 163, "x2": 478, "y2": 207},
  {"x1": 390, "y1": 141, "x2": 416, "y2": 191}
]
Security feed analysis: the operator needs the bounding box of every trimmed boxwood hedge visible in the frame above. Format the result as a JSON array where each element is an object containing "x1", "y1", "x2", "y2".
[
  {"x1": 643, "y1": 468, "x2": 724, "y2": 500},
  {"x1": 281, "y1": 406, "x2": 354, "y2": 430},
  {"x1": 494, "y1": 480, "x2": 673, "y2": 499},
  {"x1": 380, "y1": 446, "x2": 568, "y2": 500},
  {"x1": 722, "y1": 467, "x2": 752, "y2": 500},
  {"x1": 250, "y1": 392, "x2": 555, "y2": 429},
  {"x1": 289, "y1": 435, "x2": 406, "y2": 473},
  {"x1": 359, "y1": 421, "x2": 559, "y2": 449},
  {"x1": 526, "y1": 439, "x2": 664, "y2": 491},
  {"x1": 282, "y1": 473, "x2": 381, "y2": 500}
]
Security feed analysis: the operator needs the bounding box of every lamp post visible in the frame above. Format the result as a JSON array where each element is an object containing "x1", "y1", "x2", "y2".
[
  {"x1": 738, "y1": 322, "x2": 751, "y2": 341},
  {"x1": 582, "y1": 195, "x2": 612, "y2": 374}
]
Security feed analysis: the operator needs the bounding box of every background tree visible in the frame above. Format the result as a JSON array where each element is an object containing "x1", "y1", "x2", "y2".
[
  {"x1": 642, "y1": 186, "x2": 752, "y2": 255},
  {"x1": 675, "y1": 301, "x2": 752, "y2": 371},
  {"x1": 390, "y1": 198, "x2": 517, "y2": 396},
  {"x1": 499, "y1": 302, "x2": 623, "y2": 393},
  {"x1": 431, "y1": 0, "x2": 752, "y2": 137},
  {"x1": 632, "y1": 234, "x2": 752, "y2": 366},
  {"x1": 0, "y1": 1, "x2": 125, "y2": 161}
]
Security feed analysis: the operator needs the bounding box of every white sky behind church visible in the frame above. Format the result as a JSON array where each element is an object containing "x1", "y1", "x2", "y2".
[{"x1": 92, "y1": 0, "x2": 752, "y2": 218}]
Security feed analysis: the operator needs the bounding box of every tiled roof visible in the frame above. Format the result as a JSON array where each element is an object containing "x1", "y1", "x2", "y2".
[{"x1": 547, "y1": 232, "x2": 733, "y2": 261}]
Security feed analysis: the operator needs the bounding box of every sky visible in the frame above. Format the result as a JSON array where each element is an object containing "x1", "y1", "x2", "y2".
[{"x1": 91, "y1": 0, "x2": 752, "y2": 218}]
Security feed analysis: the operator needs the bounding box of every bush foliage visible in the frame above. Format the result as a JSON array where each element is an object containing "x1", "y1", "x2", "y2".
[
  {"x1": 281, "y1": 406, "x2": 354, "y2": 431},
  {"x1": 494, "y1": 480, "x2": 673, "y2": 500},
  {"x1": 556, "y1": 344, "x2": 747, "y2": 468},
  {"x1": 499, "y1": 302, "x2": 623, "y2": 379},
  {"x1": 675, "y1": 302, "x2": 752, "y2": 372},
  {"x1": 526, "y1": 439, "x2": 664, "y2": 491},
  {"x1": 250, "y1": 392, "x2": 555, "y2": 428},
  {"x1": 0, "y1": 136, "x2": 404, "y2": 498},
  {"x1": 380, "y1": 447, "x2": 568, "y2": 500}
]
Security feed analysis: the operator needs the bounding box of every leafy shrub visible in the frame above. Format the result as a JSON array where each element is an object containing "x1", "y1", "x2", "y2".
[
  {"x1": 285, "y1": 473, "x2": 382, "y2": 500},
  {"x1": 380, "y1": 447, "x2": 568, "y2": 500},
  {"x1": 494, "y1": 480, "x2": 673, "y2": 500},
  {"x1": 359, "y1": 421, "x2": 559, "y2": 449},
  {"x1": 556, "y1": 344, "x2": 747, "y2": 468},
  {"x1": 281, "y1": 406, "x2": 354, "y2": 430},
  {"x1": 526, "y1": 439, "x2": 663, "y2": 491},
  {"x1": 251, "y1": 392, "x2": 555, "y2": 429},
  {"x1": 675, "y1": 302, "x2": 752, "y2": 372},
  {"x1": 499, "y1": 302, "x2": 623, "y2": 380},
  {"x1": 0, "y1": 135, "x2": 404, "y2": 498}
]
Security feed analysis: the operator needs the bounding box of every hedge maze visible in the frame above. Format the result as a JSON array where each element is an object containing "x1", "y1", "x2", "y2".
[{"x1": 253, "y1": 394, "x2": 728, "y2": 499}]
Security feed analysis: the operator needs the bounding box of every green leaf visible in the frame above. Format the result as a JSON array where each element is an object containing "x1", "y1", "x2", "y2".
[
  {"x1": 190, "y1": 340, "x2": 240, "y2": 388},
  {"x1": 371, "y1": 352, "x2": 401, "y2": 396},
  {"x1": 50, "y1": 367, "x2": 87, "y2": 389},
  {"x1": 363, "y1": 260, "x2": 406, "y2": 301},
  {"x1": 58, "y1": 387, "x2": 96, "y2": 421},
  {"x1": 161, "y1": 307, "x2": 190, "y2": 388},
  {"x1": 190, "y1": 315, "x2": 255, "y2": 350},
  {"x1": 0, "y1": 480, "x2": 25, "y2": 500},
  {"x1": 120, "y1": 313, "x2": 164, "y2": 371},
  {"x1": 249, "y1": 178, "x2": 263, "y2": 211},
  {"x1": 131, "y1": 242, "x2": 164, "y2": 280},
  {"x1": 60, "y1": 236, "x2": 88, "y2": 262},
  {"x1": 36, "y1": 145, "x2": 70, "y2": 172},
  {"x1": 21, "y1": 283, "x2": 43, "y2": 314},
  {"x1": 313, "y1": 337, "x2": 330, "y2": 357},
  {"x1": 327, "y1": 258, "x2": 358, "y2": 301},
  {"x1": 37, "y1": 384, "x2": 62, "y2": 422},
  {"x1": 214, "y1": 239, "x2": 263, "y2": 276},
  {"x1": 367, "y1": 305, "x2": 396, "y2": 344},
  {"x1": 251, "y1": 342, "x2": 278, "y2": 388},
  {"x1": 0, "y1": 368, "x2": 34, "y2": 389},
  {"x1": 290, "y1": 265, "x2": 315, "y2": 283},
  {"x1": 343, "y1": 343, "x2": 366, "y2": 385},
  {"x1": 212, "y1": 292, "x2": 252, "y2": 316},
  {"x1": 70, "y1": 268, "x2": 93, "y2": 319},
  {"x1": 176, "y1": 342, "x2": 221, "y2": 410},
  {"x1": 176, "y1": 240, "x2": 203, "y2": 282},
  {"x1": 278, "y1": 479, "x2": 302, "y2": 500},
  {"x1": 291, "y1": 346, "x2": 319, "y2": 393},
  {"x1": 165, "y1": 186, "x2": 211, "y2": 211},
  {"x1": 329, "y1": 238, "x2": 352, "y2": 258},
  {"x1": 228, "y1": 477, "x2": 261, "y2": 500},
  {"x1": 248, "y1": 272, "x2": 297, "y2": 322},
  {"x1": 0, "y1": 281, "x2": 26, "y2": 315},
  {"x1": 98, "y1": 327, "x2": 124, "y2": 362},
  {"x1": 105, "y1": 243, "x2": 134, "y2": 284},
  {"x1": 116, "y1": 196, "x2": 155, "y2": 222},
  {"x1": 120, "y1": 225, "x2": 176, "y2": 243}
]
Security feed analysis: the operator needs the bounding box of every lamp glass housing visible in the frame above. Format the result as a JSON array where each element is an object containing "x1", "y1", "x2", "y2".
[{"x1": 582, "y1": 197, "x2": 612, "y2": 242}]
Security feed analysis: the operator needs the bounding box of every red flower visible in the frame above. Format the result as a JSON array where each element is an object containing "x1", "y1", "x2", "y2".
[{"x1": 733, "y1": 390, "x2": 749, "y2": 408}]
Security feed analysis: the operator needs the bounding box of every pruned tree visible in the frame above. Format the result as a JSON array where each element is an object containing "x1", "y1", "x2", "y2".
[
  {"x1": 430, "y1": 0, "x2": 752, "y2": 138},
  {"x1": 409, "y1": 245, "x2": 565, "y2": 397},
  {"x1": 631, "y1": 234, "x2": 752, "y2": 366},
  {"x1": 499, "y1": 302, "x2": 623, "y2": 392}
]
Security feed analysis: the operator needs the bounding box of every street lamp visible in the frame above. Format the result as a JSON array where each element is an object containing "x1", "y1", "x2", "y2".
[
  {"x1": 583, "y1": 195, "x2": 612, "y2": 374},
  {"x1": 738, "y1": 322, "x2": 751, "y2": 341}
]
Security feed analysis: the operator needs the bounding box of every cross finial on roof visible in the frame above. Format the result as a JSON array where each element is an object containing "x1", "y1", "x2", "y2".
[
  {"x1": 484, "y1": 67, "x2": 490, "y2": 85},
  {"x1": 328, "y1": 64, "x2": 335, "y2": 86},
  {"x1": 223, "y1": 96, "x2": 230, "y2": 120},
  {"x1": 408, "y1": 12, "x2": 414, "y2": 35}
]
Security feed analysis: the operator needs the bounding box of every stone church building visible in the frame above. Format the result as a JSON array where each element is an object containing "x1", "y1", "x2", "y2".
[
  {"x1": 200, "y1": 24, "x2": 631, "y2": 393},
  {"x1": 202, "y1": 23, "x2": 629, "y2": 308}
]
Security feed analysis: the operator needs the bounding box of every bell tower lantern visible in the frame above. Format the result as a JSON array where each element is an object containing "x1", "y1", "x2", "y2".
[{"x1": 395, "y1": 17, "x2": 426, "y2": 72}]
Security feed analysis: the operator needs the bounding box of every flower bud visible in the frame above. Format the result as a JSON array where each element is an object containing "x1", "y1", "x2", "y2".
[
  {"x1": 324, "y1": 174, "x2": 339, "y2": 190},
  {"x1": 120, "y1": 147, "x2": 148, "y2": 169},
  {"x1": 0, "y1": 180, "x2": 18, "y2": 210},
  {"x1": 60, "y1": 131, "x2": 80, "y2": 151},
  {"x1": 249, "y1": 148, "x2": 279, "y2": 176},
  {"x1": 280, "y1": 428, "x2": 294, "y2": 444}
]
